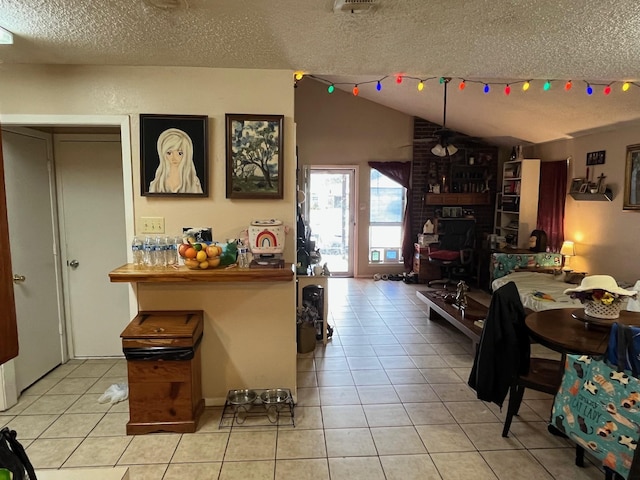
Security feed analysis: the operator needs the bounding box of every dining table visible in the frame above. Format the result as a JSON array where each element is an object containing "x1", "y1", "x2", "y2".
[{"x1": 525, "y1": 308, "x2": 640, "y2": 356}]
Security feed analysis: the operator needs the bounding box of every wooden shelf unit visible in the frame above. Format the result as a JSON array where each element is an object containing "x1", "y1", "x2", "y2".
[
  {"x1": 425, "y1": 192, "x2": 491, "y2": 205},
  {"x1": 494, "y1": 159, "x2": 540, "y2": 249}
]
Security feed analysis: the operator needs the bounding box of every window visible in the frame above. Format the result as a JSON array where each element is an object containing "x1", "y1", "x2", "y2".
[{"x1": 369, "y1": 169, "x2": 405, "y2": 263}]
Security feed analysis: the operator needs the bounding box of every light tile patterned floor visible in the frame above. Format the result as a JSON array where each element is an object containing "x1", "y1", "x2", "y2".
[{"x1": 0, "y1": 278, "x2": 606, "y2": 479}]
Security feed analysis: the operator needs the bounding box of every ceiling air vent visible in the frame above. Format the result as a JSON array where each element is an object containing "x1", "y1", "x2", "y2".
[{"x1": 333, "y1": 0, "x2": 378, "y2": 13}]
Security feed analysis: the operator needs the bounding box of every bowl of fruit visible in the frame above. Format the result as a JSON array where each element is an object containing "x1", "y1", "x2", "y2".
[{"x1": 178, "y1": 241, "x2": 223, "y2": 269}]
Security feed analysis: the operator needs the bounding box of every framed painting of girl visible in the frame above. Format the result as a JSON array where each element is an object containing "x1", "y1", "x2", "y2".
[{"x1": 140, "y1": 114, "x2": 209, "y2": 197}]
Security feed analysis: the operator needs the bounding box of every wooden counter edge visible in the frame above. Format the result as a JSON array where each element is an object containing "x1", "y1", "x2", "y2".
[{"x1": 109, "y1": 263, "x2": 295, "y2": 283}]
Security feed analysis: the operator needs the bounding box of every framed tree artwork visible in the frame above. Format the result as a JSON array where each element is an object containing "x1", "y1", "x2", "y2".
[
  {"x1": 225, "y1": 114, "x2": 284, "y2": 199},
  {"x1": 140, "y1": 114, "x2": 208, "y2": 197}
]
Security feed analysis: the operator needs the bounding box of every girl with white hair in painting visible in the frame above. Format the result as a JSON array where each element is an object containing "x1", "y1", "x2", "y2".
[{"x1": 149, "y1": 128, "x2": 203, "y2": 194}]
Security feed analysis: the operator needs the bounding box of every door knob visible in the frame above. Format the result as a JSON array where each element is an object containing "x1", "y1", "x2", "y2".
[
  {"x1": 69, "y1": 259, "x2": 79, "y2": 269},
  {"x1": 12, "y1": 274, "x2": 26, "y2": 283}
]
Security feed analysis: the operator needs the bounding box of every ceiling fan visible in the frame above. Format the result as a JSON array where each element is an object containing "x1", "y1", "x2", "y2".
[
  {"x1": 425, "y1": 77, "x2": 459, "y2": 157},
  {"x1": 406, "y1": 77, "x2": 483, "y2": 156}
]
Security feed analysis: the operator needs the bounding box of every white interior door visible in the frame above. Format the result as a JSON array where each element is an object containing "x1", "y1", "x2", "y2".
[
  {"x1": 307, "y1": 167, "x2": 356, "y2": 277},
  {"x1": 55, "y1": 134, "x2": 129, "y2": 357},
  {"x1": 3, "y1": 128, "x2": 64, "y2": 391}
]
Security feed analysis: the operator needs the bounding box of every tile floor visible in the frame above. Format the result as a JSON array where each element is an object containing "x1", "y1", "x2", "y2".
[{"x1": 0, "y1": 278, "x2": 606, "y2": 479}]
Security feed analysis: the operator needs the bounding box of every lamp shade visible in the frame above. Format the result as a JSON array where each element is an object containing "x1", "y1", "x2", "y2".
[
  {"x1": 560, "y1": 241, "x2": 575, "y2": 257},
  {"x1": 431, "y1": 143, "x2": 458, "y2": 157}
]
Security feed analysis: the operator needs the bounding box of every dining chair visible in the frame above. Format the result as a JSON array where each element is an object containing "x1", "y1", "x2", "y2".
[
  {"x1": 465, "y1": 280, "x2": 562, "y2": 437},
  {"x1": 501, "y1": 355, "x2": 562, "y2": 437}
]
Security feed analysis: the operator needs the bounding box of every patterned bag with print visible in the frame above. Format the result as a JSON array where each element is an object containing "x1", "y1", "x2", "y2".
[{"x1": 551, "y1": 324, "x2": 640, "y2": 479}]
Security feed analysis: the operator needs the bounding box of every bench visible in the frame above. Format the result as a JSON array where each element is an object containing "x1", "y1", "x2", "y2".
[{"x1": 416, "y1": 290, "x2": 488, "y2": 350}]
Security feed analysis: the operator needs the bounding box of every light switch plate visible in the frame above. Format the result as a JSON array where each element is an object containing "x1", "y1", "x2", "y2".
[{"x1": 140, "y1": 217, "x2": 165, "y2": 234}]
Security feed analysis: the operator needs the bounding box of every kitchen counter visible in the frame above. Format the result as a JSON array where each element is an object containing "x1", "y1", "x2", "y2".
[
  {"x1": 109, "y1": 262, "x2": 297, "y2": 405},
  {"x1": 109, "y1": 263, "x2": 294, "y2": 283}
]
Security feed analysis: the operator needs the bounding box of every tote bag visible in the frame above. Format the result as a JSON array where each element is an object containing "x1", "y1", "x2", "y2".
[{"x1": 551, "y1": 324, "x2": 640, "y2": 479}]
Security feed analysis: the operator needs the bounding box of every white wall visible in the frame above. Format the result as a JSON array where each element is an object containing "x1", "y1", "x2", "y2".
[
  {"x1": 295, "y1": 78, "x2": 413, "y2": 277},
  {"x1": 530, "y1": 125, "x2": 640, "y2": 284},
  {"x1": 0, "y1": 65, "x2": 297, "y2": 402}
]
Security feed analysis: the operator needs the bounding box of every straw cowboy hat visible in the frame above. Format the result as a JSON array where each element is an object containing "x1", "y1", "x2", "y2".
[{"x1": 564, "y1": 275, "x2": 638, "y2": 296}]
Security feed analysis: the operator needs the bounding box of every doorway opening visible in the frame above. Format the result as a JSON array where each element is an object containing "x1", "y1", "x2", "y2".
[
  {"x1": 0, "y1": 115, "x2": 134, "y2": 409},
  {"x1": 305, "y1": 167, "x2": 356, "y2": 277}
]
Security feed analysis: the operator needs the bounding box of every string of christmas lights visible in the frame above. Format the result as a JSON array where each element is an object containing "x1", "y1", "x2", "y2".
[{"x1": 293, "y1": 72, "x2": 639, "y2": 97}]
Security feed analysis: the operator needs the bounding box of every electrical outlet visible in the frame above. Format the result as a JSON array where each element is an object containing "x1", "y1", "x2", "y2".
[{"x1": 140, "y1": 217, "x2": 165, "y2": 234}]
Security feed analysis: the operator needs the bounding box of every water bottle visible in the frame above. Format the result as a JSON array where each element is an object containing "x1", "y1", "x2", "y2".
[
  {"x1": 131, "y1": 236, "x2": 144, "y2": 268},
  {"x1": 237, "y1": 247, "x2": 249, "y2": 268},
  {"x1": 143, "y1": 235, "x2": 154, "y2": 267},
  {"x1": 154, "y1": 236, "x2": 167, "y2": 268},
  {"x1": 166, "y1": 235, "x2": 179, "y2": 266}
]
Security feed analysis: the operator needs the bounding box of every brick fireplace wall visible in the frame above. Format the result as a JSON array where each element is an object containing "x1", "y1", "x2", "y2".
[{"x1": 410, "y1": 117, "x2": 499, "y2": 251}]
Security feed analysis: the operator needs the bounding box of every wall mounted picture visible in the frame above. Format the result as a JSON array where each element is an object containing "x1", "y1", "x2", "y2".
[
  {"x1": 226, "y1": 114, "x2": 284, "y2": 199},
  {"x1": 586, "y1": 150, "x2": 606, "y2": 166},
  {"x1": 140, "y1": 114, "x2": 208, "y2": 197},
  {"x1": 624, "y1": 143, "x2": 640, "y2": 210}
]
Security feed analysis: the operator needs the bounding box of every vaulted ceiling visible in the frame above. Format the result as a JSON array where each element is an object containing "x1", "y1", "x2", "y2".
[{"x1": 1, "y1": 0, "x2": 640, "y2": 145}]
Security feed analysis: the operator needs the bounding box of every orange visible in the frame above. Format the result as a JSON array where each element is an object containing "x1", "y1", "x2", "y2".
[
  {"x1": 184, "y1": 247, "x2": 197, "y2": 259},
  {"x1": 207, "y1": 257, "x2": 221, "y2": 268}
]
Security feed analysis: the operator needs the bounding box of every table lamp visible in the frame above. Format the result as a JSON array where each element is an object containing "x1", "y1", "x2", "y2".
[{"x1": 560, "y1": 241, "x2": 576, "y2": 271}]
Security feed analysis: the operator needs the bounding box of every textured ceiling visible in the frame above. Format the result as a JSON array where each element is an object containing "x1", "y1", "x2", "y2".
[{"x1": 1, "y1": 0, "x2": 640, "y2": 145}]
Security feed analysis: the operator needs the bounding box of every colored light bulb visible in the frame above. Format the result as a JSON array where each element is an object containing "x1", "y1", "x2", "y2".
[
  {"x1": 328, "y1": 84, "x2": 335, "y2": 94},
  {"x1": 623, "y1": 82, "x2": 631, "y2": 92},
  {"x1": 522, "y1": 81, "x2": 530, "y2": 91},
  {"x1": 483, "y1": 84, "x2": 490, "y2": 94},
  {"x1": 376, "y1": 81, "x2": 382, "y2": 91},
  {"x1": 586, "y1": 84, "x2": 593, "y2": 95},
  {"x1": 353, "y1": 85, "x2": 359, "y2": 96},
  {"x1": 604, "y1": 85, "x2": 611, "y2": 95},
  {"x1": 543, "y1": 80, "x2": 551, "y2": 91},
  {"x1": 564, "y1": 80, "x2": 572, "y2": 91},
  {"x1": 294, "y1": 71, "x2": 304, "y2": 81},
  {"x1": 439, "y1": 77, "x2": 445, "y2": 84},
  {"x1": 417, "y1": 81, "x2": 424, "y2": 92},
  {"x1": 504, "y1": 85, "x2": 511, "y2": 96},
  {"x1": 458, "y1": 80, "x2": 466, "y2": 91},
  {"x1": 396, "y1": 75, "x2": 403, "y2": 84}
]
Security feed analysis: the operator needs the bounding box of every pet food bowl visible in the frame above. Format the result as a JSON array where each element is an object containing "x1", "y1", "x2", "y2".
[
  {"x1": 260, "y1": 388, "x2": 290, "y2": 404},
  {"x1": 227, "y1": 389, "x2": 257, "y2": 405}
]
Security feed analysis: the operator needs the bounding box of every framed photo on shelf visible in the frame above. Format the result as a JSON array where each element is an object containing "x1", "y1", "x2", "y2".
[
  {"x1": 624, "y1": 143, "x2": 640, "y2": 210},
  {"x1": 225, "y1": 114, "x2": 284, "y2": 199},
  {"x1": 578, "y1": 183, "x2": 589, "y2": 194},
  {"x1": 569, "y1": 178, "x2": 584, "y2": 193},
  {"x1": 140, "y1": 114, "x2": 208, "y2": 197}
]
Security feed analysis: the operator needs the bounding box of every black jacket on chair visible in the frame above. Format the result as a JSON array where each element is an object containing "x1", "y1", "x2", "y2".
[{"x1": 468, "y1": 281, "x2": 531, "y2": 407}]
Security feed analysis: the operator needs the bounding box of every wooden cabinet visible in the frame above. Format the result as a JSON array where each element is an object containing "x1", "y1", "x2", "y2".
[
  {"x1": 494, "y1": 159, "x2": 540, "y2": 249},
  {"x1": 121, "y1": 310, "x2": 204, "y2": 435},
  {"x1": 413, "y1": 243, "x2": 441, "y2": 284}
]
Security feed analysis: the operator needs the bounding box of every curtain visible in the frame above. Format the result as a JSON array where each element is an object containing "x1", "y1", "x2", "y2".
[
  {"x1": 537, "y1": 160, "x2": 567, "y2": 252},
  {"x1": 368, "y1": 161, "x2": 413, "y2": 271}
]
